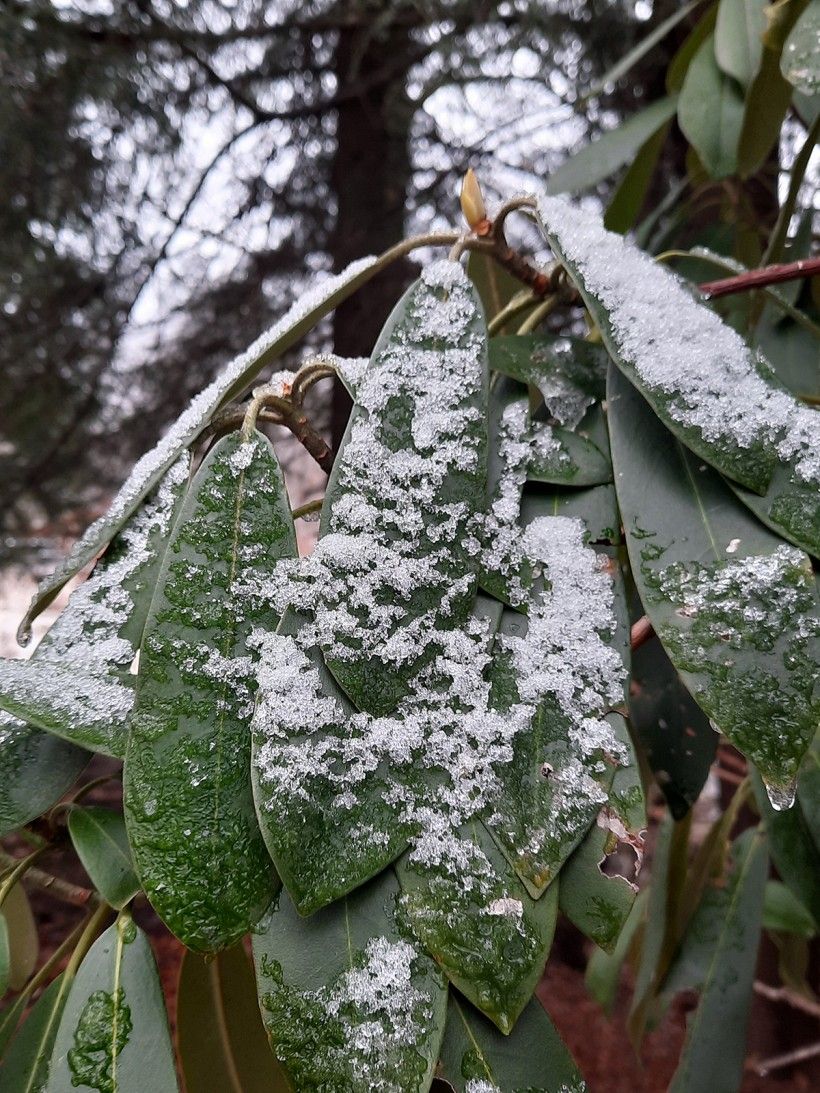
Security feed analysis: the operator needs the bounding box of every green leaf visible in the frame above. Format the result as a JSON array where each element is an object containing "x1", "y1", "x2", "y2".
[
  {"x1": 125, "y1": 430, "x2": 295, "y2": 951},
  {"x1": 177, "y1": 943, "x2": 286, "y2": 1093},
  {"x1": 535, "y1": 195, "x2": 820, "y2": 556},
  {"x1": 0, "y1": 973, "x2": 71, "y2": 1092},
  {"x1": 584, "y1": 1, "x2": 706, "y2": 100},
  {"x1": 19, "y1": 256, "x2": 381, "y2": 643},
  {"x1": 299, "y1": 262, "x2": 487, "y2": 715},
  {"x1": 252, "y1": 869, "x2": 447, "y2": 1093},
  {"x1": 736, "y1": 35, "x2": 794, "y2": 177},
  {"x1": 609, "y1": 368, "x2": 819, "y2": 802},
  {"x1": 0, "y1": 458, "x2": 189, "y2": 756},
  {"x1": 781, "y1": 0, "x2": 820, "y2": 93},
  {"x1": 397, "y1": 822, "x2": 559, "y2": 1035},
  {"x1": 752, "y1": 769, "x2": 820, "y2": 927},
  {"x1": 629, "y1": 634, "x2": 717, "y2": 820},
  {"x1": 667, "y1": 4, "x2": 719, "y2": 93},
  {"x1": 762, "y1": 880, "x2": 817, "y2": 938},
  {"x1": 68, "y1": 808, "x2": 140, "y2": 911},
  {"x1": 251, "y1": 611, "x2": 412, "y2": 916},
  {"x1": 797, "y1": 728, "x2": 820, "y2": 852},
  {"x1": 0, "y1": 992, "x2": 28, "y2": 1059},
  {"x1": 528, "y1": 422, "x2": 612, "y2": 487},
  {"x1": 46, "y1": 917, "x2": 178, "y2": 1093},
  {"x1": 667, "y1": 828, "x2": 768, "y2": 1093},
  {"x1": 0, "y1": 915, "x2": 7, "y2": 997},
  {"x1": 604, "y1": 120, "x2": 671, "y2": 234},
  {"x1": 678, "y1": 33, "x2": 745, "y2": 178},
  {"x1": 585, "y1": 891, "x2": 647, "y2": 1015},
  {"x1": 482, "y1": 571, "x2": 630, "y2": 898},
  {"x1": 545, "y1": 97, "x2": 678, "y2": 196},
  {"x1": 437, "y1": 992, "x2": 584, "y2": 1092},
  {"x1": 1, "y1": 883, "x2": 38, "y2": 992},
  {"x1": 0, "y1": 716, "x2": 88, "y2": 837},
  {"x1": 488, "y1": 333, "x2": 607, "y2": 438},
  {"x1": 715, "y1": 0, "x2": 768, "y2": 88},
  {"x1": 558, "y1": 719, "x2": 645, "y2": 953}
]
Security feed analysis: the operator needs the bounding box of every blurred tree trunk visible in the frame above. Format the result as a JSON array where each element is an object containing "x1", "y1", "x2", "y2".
[{"x1": 328, "y1": 14, "x2": 417, "y2": 448}]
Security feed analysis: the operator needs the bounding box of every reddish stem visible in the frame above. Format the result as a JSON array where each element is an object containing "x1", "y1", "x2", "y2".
[{"x1": 699, "y1": 257, "x2": 820, "y2": 299}]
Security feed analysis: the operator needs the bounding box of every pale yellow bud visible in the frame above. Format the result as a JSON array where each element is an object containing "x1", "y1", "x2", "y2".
[{"x1": 460, "y1": 168, "x2": 487, "y2": 230}]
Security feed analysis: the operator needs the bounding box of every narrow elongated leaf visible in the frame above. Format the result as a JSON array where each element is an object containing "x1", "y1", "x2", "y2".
[
  {"x1": 68, "y1": 807, "x2": 139, "y2": 911},
  {"x1": 177, "y1": 943, "x2": 286, "y2": 1093},
  {"x1": 629, "y1": 635, "x2": 717, "y2": 820},
  {"x1": 251, "y1": 611, "x2": 412, "y2": 915},
  {"x1": 0, "y1": 715, "x2": 88, "y2": 837},
  {"x1": 797, "y1": 728, "x2": 820, "y2": 852},
  {"x1": 283, "y1": 261, "x2": 487, "y2": 715},
  {"x1": 545, "y1": 97, "x2": 678, "y2": 196},
  {"x1": 584, "y1": 0, "x2": 704, "y2": 100},
  {"x1": 125, "y1": 430, "x2": 295, "y2": 951},
  {"x1": 0, "y1": 457, "x2": 189, "y2": 756},
  {"x1": 252, "y1": 869, "x2": 447, "y2": 1093},
  {"x1": 678, "y1": 34, "x2": 744, "y2": 178},
  {"x1": 1, "y1": 883, "x2": 38, "y2": 992},
  {"x1": 19, "y1": 256, "x2": 381, "y2": 643},
  {"x1": 46, "y1": 917, "x2": 178, "y2": 1093},
  {"x1": 667, "y1": 3, "x2": 719, "y2": 92},
  {"x1": 715, "y1": 0, "x2": 767, "y2": 88},
  {"x1": 781, "y1": 0, "x2": 820, "y2": 93},
  {"x1": 0, "y1": 915, "x2": 8, "y2": 997},
  {"x1": 609, "y1": 368, "x2": 819, "y2": 802},
  {"x1": 559, "y1": 719, "x2": 645, "y2": 952},
  {"x1": 762, "y1": 880, "x2": 817, "y2": 938},
  {"x1": 437, "y1": 992, "x2": 583, "y2": 1092},
  {"x1": 0, "y1": 992, "x2": 28, "y2": 1058},
  {"x1": 0, "y1": 973, "x2": 71, "y2": 1092},
  {"x1": 604, "y1": 120, "x2": 670, "y2": 234},
  {"x1": 481, "y1": 514, "x2": 630, "y2": 896},
  {"x1": 536, "y1": 194, "x2": 820, "y2": 556},
  {"x1": 585, "y1": 890, "x2": 647, "y2": 1014},
  {"x1": 667, "y1": 828, "x2": 768, "y2": 1093},
  {"x1": 736, "y1": 36, "x2": 794, "y2": 176},
  {"x1": 752, "y1": 770, "x2": 820, "y2": 927},
  {"x1": 397, "y1": 823, "x2": 558, "y2": 1035}
]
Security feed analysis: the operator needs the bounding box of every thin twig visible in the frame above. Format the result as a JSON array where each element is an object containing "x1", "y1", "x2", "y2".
[
  {"x1": 0, "y1": 850, "x2": 97, "y2": 908},
  {"x1": 699, "y1": 257, "x2": 820, "y2": 299},
  {"x1": 630, "y1": 615, "x2": 654, "y2": 651},
  {"x1": 754, "y1": 1040, "x2": 820, "y2": 1077},
  {"x1": 753, "y1": 981, "x2": 820, "y2": 1020}
]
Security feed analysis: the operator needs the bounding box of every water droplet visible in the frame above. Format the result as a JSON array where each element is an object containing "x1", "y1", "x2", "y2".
[{"x1": 765, "y1": 779, "x2": 796, "y2": 811}]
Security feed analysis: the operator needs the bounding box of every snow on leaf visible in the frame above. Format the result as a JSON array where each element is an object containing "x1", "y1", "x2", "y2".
[
  {"x1": 19, "y1": 256, "x2": 379, "y2": 644},
  {"x1": 0, "y1": 457, "x2": 189, "y2": 755},
  {"x1": 536, "y1": 195, "x2": 820, "y2": 554}
]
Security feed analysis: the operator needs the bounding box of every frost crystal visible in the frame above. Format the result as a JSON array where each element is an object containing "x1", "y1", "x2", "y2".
[{"x1": 537, "y1": 195, "x2": 820, "y2": 485}]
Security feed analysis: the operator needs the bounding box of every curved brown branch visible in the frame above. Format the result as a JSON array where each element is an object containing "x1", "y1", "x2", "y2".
[{"x1": 699, "y1": 257, "x2": 820, "y2": 300}]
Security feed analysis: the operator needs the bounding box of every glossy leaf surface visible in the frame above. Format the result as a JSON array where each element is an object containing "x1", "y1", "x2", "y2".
[
  {"x1": 177, "y1": 943, "x2": 286, "y2": 1093},
  {"x1": 714, "y1": 0, "x2": 767, "y2": 88},
  {"x1": 678, "y1": 34, "x2": 744, "y2": 178},
  {"x1": 752, "y1": 771, "x2": 820, "y2": 927},
  {"x1": 781, "y1": 1, "x2": 820, "y2": 93},
  {"x1": 252, "y1": 870, "x2": 447, "y2": 1093},
  {"x1": 397, "y1": 823, "x2": 558, "y2": 1035},
  {"x1": 68, "y1": 807, "x2": 140, "y2": 911},
  {"x1": 46, "y1": 918, "x2": 178, "y2": 1093},
  {"x1": 125, "y1": 431, "x2": 295, "y2": 951},
  {"x1": 437, "y1": 992, "x2": 583, "y2": 1092},
  {"x1": 1, "y1": 883, "x2": 38, "y2": 993},
  {"x1": 489, "y1": 334, "x2": 606, "y2": 425},
  {"x1": 609, "y1": 369, "x2": 819, "y2": 801},
  {"x1": 0, "y1": 715, "x2": 88, "y2": 837}
]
